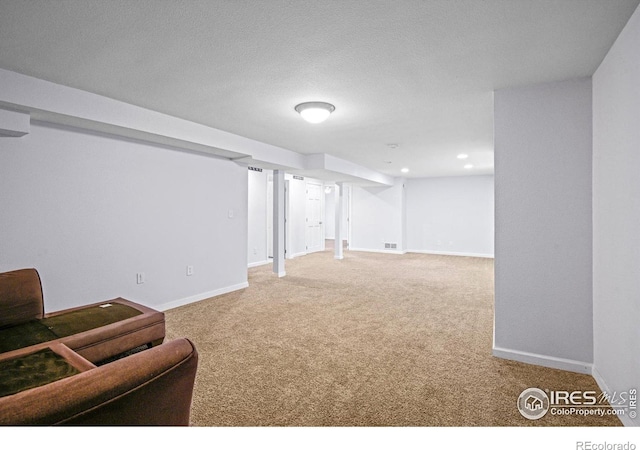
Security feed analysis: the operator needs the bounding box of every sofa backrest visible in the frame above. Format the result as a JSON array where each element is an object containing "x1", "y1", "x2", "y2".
[{"x1": 0, "y1": 268, "x2": 44, "y2": 328}]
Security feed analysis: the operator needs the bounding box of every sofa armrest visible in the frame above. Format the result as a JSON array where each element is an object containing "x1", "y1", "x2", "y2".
[
  {"x1": 0, "y1": 268, "x2": 44, "y2": 328},
  {"x1": 0, "y1": 338, "x2": 198, "y2": 426}
]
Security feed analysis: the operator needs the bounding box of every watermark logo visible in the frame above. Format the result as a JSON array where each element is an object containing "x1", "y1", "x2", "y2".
[
  {"x1": 517, "y1": 387, "x2": 550, "y2": 420},
  {"x1": 576, "y1": 442, "x2": 636, "y2": 450},
  {"x1": 518, "y1": 387, "x2": 637, "y2": 420},
  {"x1": 599, "y1": 389, "x2": 637, "y2": 419}
]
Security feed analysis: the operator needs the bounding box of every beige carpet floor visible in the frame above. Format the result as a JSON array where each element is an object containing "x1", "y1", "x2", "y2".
[{"x1": 164, "y1": 249, "x2": 620, "y2": 427}]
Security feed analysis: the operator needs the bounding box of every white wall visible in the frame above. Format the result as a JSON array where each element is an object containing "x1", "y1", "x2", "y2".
[
  {"x1": 350, "y1": 176, "x2": 493, "y2": 257},
  {"x1": 493, "y1": 78, "x2": 593, "y2": 372},
  {"x1": 0, "y1": 121, "x2": 248, "y2": 312},
  {"x1": 406, "y1": 175, "x2": 494, "y2": 257},
  {"x1": 247, "y1": 168, "x2": 270, "y2": 267},
  {"x1": 592, "y1": 4, "x2": 640, "y2": 427},
  {"x1": 350, "y1": 180, "x2": 405, "y2": 253}
]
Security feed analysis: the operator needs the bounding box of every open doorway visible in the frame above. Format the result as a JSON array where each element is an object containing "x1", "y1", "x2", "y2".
[{"x1": 251, "y1": 170, "x2": 349, "y2": 268}]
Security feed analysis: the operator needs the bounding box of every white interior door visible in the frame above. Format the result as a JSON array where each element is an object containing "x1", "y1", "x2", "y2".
[{"x1": 305, "y1": 182, "x2": 324, "y2": 253}]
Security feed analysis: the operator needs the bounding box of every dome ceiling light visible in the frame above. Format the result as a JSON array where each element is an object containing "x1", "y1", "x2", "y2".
[{"x1": 295, "y1": 102, "x2": 335, "y2": 124}]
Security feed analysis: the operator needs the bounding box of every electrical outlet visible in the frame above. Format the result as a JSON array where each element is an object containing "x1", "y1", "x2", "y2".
[
  {"x1": 136, "y1": 272, "x2": 145, "y2": 284},
  {"x1": 187, "y1": 265, "x2": 194, "y2": 276}
]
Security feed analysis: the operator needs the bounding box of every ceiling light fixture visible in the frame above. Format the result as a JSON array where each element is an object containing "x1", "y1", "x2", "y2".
[
  {"x1": 401, "y1": 168, "x2": 409, "y2": 173},
  {"x1": 464, "y1": 164, "x2": 474, "y2": 169},
  {"x1": 295, "y1": 102, "x2": 335, "y2": 124},
  {"x1": 457, "y1": 153, "x2": 469, "y2": 159}
]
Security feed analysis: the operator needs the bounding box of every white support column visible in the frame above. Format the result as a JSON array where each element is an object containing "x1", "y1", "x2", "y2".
[
  {"x1": 273, "y1": 170, "x2": 286, "y2": 276},
  {"x1": 334, "y1": 182, "x2": 344, "y2": 260}
]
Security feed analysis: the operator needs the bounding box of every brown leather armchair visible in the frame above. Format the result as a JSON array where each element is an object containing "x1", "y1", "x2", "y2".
[
  {"x1": 0, "y1": 268, "x2": 198, "y2": 425},
  {"x1": 0, "y1": 337, "x2": 198, "y2": 425}
]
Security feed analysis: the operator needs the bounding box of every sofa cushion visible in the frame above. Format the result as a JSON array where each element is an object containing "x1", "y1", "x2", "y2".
[
  {"x1": 40, "y1": 302, "x2": 142, "y2": 337},
  {"x1": 0, "y1": 320, "x2": 57, "y2": 354},
  {"x1": 46, "y1": 298, "x2": 165, "y2": 363},
  {"x1": 0, "y1": 348, "x2": 81, "y2": 398}
]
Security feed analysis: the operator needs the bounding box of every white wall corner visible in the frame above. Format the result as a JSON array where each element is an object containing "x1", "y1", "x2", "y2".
[
  {"x1": 494, "y1": 78, "x2": 593, "y2": 367},
  {"x1": 592, "y1": 0, "x2": 640, "y2": 430},
  {"x1": 592, "y1": 366, "x2": 640, "y2": 427}
]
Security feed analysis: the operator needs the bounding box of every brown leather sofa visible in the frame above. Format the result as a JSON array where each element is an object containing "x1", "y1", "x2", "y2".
[
  {"x1": 0, "y1": 268, "x2": 165, "y2": 362},
  {"x1": 0, "y1": 268, "x2": 199, "y2": 425}
]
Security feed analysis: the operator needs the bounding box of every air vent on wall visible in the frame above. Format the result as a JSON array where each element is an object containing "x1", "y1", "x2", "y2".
[{"x1": 384, "y1": 243, "x2": 397, "y2": 249}]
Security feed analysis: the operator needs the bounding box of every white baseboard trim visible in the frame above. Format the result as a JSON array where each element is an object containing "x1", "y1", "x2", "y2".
[
  {"x1": 158, "y1": 281, "x2": 249, "y2": 312},
  {"x1": 348, "y1": 247, "x2": 407, "y2": 255},
  {"x1": 248, "y1": 259, "x2": 271, "y2": 268},
  {"x1": 492, "y1": 346, "x2": 592, "y2": 374},
  {"x1": 286, "y1": 251, "x2": 308, "y2": 259},
  {"x1": 592, "y1": 366, "x2": 639, "y2": 427},
  {"x1": 343, "y1": 248, "x2": 494, "y2": 258},
  {"x1": 407, "y1": 249, "x2": 494, "y2": 258}
]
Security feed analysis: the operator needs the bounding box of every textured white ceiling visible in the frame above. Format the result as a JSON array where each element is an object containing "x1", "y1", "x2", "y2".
[{"x1": 0, "y1": 0, "x2": 638, "y2": 178}]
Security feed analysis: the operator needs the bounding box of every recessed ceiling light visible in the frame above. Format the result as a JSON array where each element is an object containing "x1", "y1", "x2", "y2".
[
  {"x1": 387, "y1": 143, "x2": 400, "y2": 149},
  {"x1": 464, "y1": 164, "x2": 473, "y2": 169},
  {"x1": 457, "y1": 153, "x2": 469, "y2": 159},
  {"x1": 401, "y1": 168, "x2": 409, "y2": 173},
  {"x1": 294, "y1": 102, "x2": 335, "y2": 124}
]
